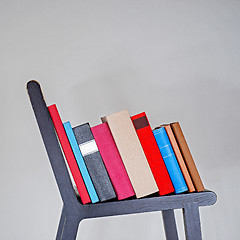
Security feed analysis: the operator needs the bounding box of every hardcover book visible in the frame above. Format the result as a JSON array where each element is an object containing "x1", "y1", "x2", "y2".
[
  {"x1": 131, "y1": 112, "x2": 174, "y2": 195},
  {"x1": 73, "y1": 123, "x2": 116, "y2": 202},
  {"x1": 91, "y1": 122, "x2": 135, "y2": 200},
  {"x1": 101, "y1": 109, "x2": 158, "y2": 198},
  {"x1": 48, "y1": 104, "x2": 91, "y2": 204},
  {"x1": 153, "y1": 127, "x2": 188, "y2": 194},
  {"x1": 170, "y1": 122, "x2": 205, "y2": 192},
  {"x1": 63, "y1": 121, "x2": 99, "y2": 203},
  {"x1": 164, "y1": 124, "x2": 195, "y2": 192}
]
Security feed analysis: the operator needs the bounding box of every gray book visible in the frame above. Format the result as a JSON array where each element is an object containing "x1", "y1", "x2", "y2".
[{"x1": 73, "y1": 123, "x2": 116, "y2": 202}]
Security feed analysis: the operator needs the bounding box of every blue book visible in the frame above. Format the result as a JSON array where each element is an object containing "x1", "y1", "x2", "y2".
[
  {"x1": 153, "y1": 127, "x2": 188, "y2": 194},
  {"x1": 63, "y1": 121, "x2": 99, "y2": 203}
]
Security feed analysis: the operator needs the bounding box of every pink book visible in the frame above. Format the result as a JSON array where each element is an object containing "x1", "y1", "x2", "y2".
[{"x1": 91, "y1": 122, "x2": 135, "y2": 200}]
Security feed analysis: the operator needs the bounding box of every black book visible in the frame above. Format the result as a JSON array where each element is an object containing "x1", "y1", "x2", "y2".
[{"x1": 73, "y1": 123, "x2": 116, "y2": 202}]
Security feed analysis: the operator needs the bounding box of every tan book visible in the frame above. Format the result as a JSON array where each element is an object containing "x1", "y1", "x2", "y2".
[
  {"x1": 170, "y1": 122, "x2": 205, "y2": 192},
  {"x1": 164, "y1": 124, "x2": 195, "y2": 192},
  {"x1": 101, "y1": 109, "x2": 158, "y2": 198}
]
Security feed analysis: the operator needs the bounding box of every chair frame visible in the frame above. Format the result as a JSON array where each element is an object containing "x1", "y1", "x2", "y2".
[{"x1": 27, "y1": 80, "x2": 217, "y2": 240}]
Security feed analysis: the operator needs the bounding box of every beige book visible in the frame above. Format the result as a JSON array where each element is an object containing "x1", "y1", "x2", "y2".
[{"x1": 101, "y1": 109, "x2": 158, "y2": 198}]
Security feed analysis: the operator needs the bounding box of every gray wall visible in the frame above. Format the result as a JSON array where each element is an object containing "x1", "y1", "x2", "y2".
[{"x1": 1, "y1": 0, "x2": 239, "y2": 239}]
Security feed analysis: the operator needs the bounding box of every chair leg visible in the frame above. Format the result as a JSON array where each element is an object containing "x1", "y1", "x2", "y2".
[
  {"x1": 56, "y1": 206, "x2": 66, "y2": 240},
  {"x1": 56, "y1": 206, "x2": 80, "y2": 240},
  {"x1": 183, "y1": 203, "x2": 202, "y2": 240},
  {"x1": 162, "y1": 209, "x2": 179, "y2": 240}
]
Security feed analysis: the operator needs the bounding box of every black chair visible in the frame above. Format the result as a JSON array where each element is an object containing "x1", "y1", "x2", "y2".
[{"x1": 27, "y1": 80, "x2": 217, "y2": 240}]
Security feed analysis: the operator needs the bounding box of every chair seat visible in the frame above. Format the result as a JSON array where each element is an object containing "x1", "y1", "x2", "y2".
[{"x1": 70, "y1": 190, "x2": 216, "y2": 220}]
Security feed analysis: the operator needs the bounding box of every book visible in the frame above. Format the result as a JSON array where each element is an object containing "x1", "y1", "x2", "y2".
[
  {"x1": 170, "y1": 122, "x2": 205, "y2": 192},
  {"x1": 48, "y1": 104, "x2": 91, "y2": 204},
  {"x1": 73, "y1": 123, "x2": 116, "y2": 202},
  {"x1": 91, "y1": 122, "x2": 135, "y2": 200},
  {"x1": 101, "y1": 109, "x2": 158, "y2": 198},
  {"x1": 153, "y1": 127, "x2": 188, "y2": 194},
  {"x1": 63, "y1": 121, "x2": 99, "y2": 203},
  {"x1": 131, "y1": 112, "x2": 174, "y2": 196},
  {"x1": 164, "y1": 124, "x2": 195, "y2": 192}
]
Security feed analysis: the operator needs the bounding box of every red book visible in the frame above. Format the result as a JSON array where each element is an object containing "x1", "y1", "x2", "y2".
[
  {"x1": 48, "y1": 104, "x2": 91, "y2": 204},
  {"x1": 131, "y1": 112, "x2": 174, "y2": 195},
  {"x1": 91, "y1": 122, "x2": 135, "y2": 200}
]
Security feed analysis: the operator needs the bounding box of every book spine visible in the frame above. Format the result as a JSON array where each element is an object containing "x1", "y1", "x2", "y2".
[
  {"x1": 131, "y1": 112, "x2": 174, "y2": 196},
  {"x1": 101, "y1": 109, "x2": 158, "y2": 198},
  {"x1": 73, "y1": 123, "x2": 116, "y2": 202},
  {"x1": 91, "y1": 122, "x2": 135, "y2": 200},
  {"x1": 170, "y1": 122, "x2": 205, "y2": 192},
  {"x1": 164, "y1": 125, "x2": 195, "y2": 192},
  {"x1": 153, "y1": 127, "x2": 188, "y2": 194},
  {"x1": 63, "y1": 121, "x2": 99, "y2": 203},
  {"x1": 47, "y1": 104, "x2": 91, "y2": 204}
]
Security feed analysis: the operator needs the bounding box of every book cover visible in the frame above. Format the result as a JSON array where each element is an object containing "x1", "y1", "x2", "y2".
[
  {"x1": 131, "y1": 112, "x2": 174, "y2": 196},
  {"x1": 73, "y1": 123, "x2": 116, "y2": 202},
  {"x1": 101, "y1": 109, "x2": 158, "y2": 198},
  {"x1": 63, "y1": 121, "x2": 99, "y2": 203},
  {"x1": 153, "y1": 127, "x2": 188, "y2": 194},
  {"x1": 164, "y1": 124, "x2": 195, "y2": 192},
  {"x1": 48, "y1": 104, "x2": 91, "y2": 204},
  {"x1": 91, "y1": 122, "x2": 135, "y2": 200},
  {"x1": 170, "y1": 122, "x2": 205, "y2": 192}
]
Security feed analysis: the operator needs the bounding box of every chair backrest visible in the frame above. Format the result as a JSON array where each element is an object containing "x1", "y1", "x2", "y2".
[{"x1": 27, "y1": 80, "x2": 80, "y2": 207}]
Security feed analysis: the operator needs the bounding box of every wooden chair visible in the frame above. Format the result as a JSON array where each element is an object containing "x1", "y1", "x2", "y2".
[{"x1": 27, "y1": 80, "x2": 217, "y2": 240}]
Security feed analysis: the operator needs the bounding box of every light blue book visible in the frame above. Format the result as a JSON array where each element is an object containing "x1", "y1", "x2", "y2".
[
  {"x1": 153, "y1": 127, "x2": 188, "y2": 194},
  {"x1": 63, "y1": 121, "x2": 99, "y2": 203}
]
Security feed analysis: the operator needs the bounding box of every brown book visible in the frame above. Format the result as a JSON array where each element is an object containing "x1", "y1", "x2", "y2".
[
  {"x1": 170, "y1": 122, "x2": 205, "y2": 192},
  {"x1": 101, "y1": 109, "x2": 159, "y2": 198},
  {"x1": 164, "y1": 124, "x2": 195, "y2": 192}
]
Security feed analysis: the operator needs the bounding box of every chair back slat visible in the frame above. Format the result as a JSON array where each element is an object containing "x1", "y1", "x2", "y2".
[{"x1": 27, "y1": 80, "x2": 78, "y2": 206}]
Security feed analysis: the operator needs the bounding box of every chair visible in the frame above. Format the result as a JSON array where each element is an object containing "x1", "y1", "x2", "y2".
[{"x1": 27, "y1": 80, "x2": 217, "y2": 240}]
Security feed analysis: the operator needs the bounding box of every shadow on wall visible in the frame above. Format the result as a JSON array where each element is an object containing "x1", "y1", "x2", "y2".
[
  {"x1": 66, "y1": 72, "x2": 234, "y2": 129},
  {"x1": 67, "y1": 69, "x2": 167, "y2": 126},
  {"x1": 62, "y1": 75, "x2": 239, "y2": 172}
]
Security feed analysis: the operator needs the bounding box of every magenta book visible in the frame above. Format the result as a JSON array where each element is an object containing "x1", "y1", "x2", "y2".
[{"x1": 91, "y1": 122, "x2": 135, "y2": 200}]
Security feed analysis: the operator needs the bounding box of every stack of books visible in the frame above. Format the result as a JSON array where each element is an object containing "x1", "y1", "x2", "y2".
[{"x1": 48, "y1": 105, "x2": 205, "y2": 204}]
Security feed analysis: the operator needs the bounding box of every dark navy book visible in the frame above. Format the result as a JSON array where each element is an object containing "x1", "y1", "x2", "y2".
[{"x1": 73, "y1": 123, "x2": 116, "y2": 202}]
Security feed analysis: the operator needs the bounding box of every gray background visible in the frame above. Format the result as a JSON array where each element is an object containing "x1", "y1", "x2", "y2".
[{"x1": 1, "y1": 0, "x2": 239, "y2": 239}]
